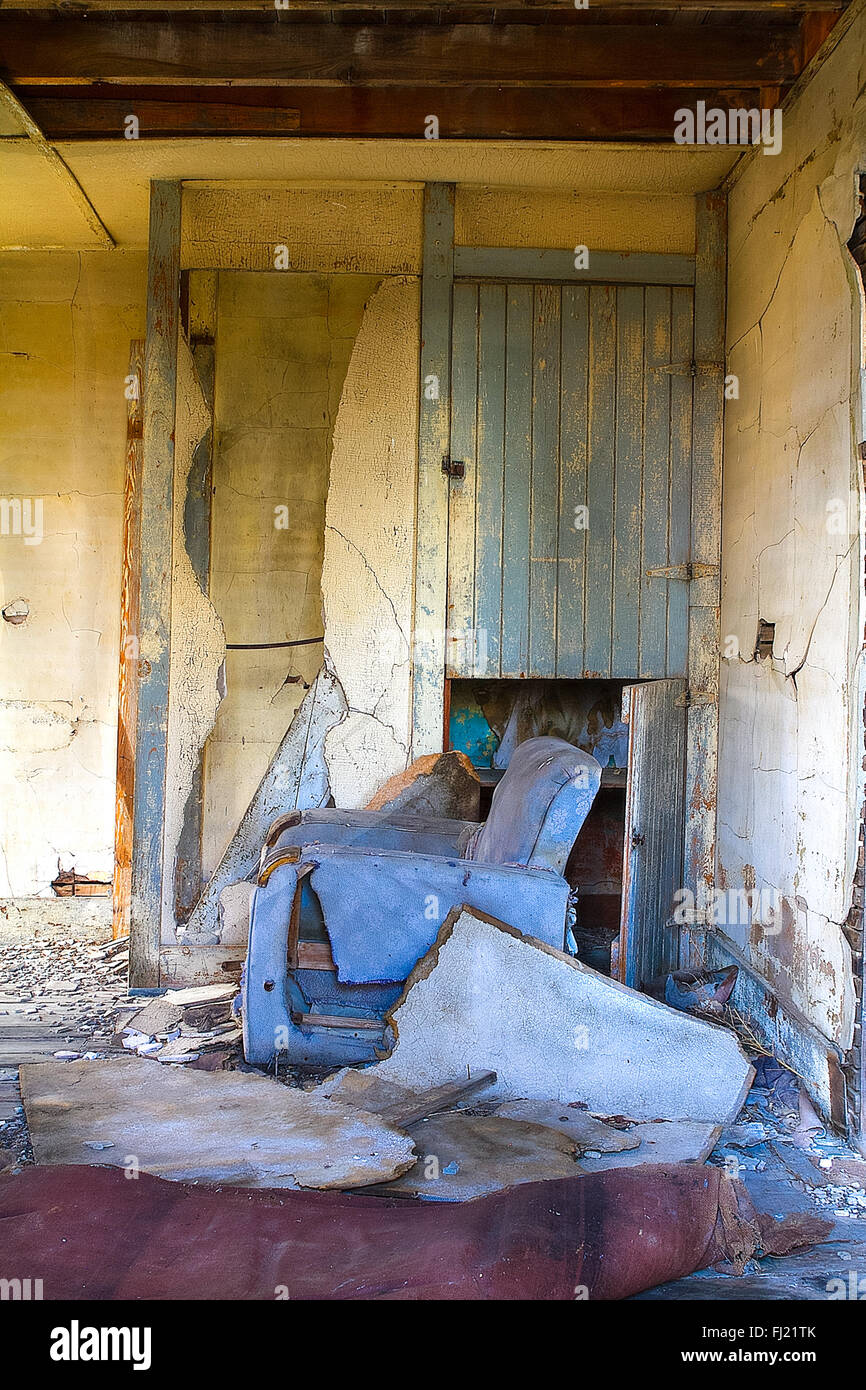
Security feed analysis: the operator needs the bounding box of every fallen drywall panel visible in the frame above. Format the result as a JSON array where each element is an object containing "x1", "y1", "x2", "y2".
[
  {"x1": 493, "y1": 1100, "x2": 641, "y2": 1154},
  {"x1": 494, "y1": 1101, "x2": 718, "y2": 1171},
  {"x1": 369, "y1": 908, "x2": 754, "y2": 1124},
  {"x1": 20, "y1": 1057, "x2": 416, "y2": 1190},
  {"x1": 182, "y1": 661, "x2": 346, "y2": 942},
  {"x1": 368, "y1": 1112, "x2": 581, "y2": 1200},
  {"x1": 321, "y1": 276, "x2": 420, "y2": 807}
]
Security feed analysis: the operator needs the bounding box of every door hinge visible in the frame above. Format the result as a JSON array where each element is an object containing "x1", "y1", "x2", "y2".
[
  {"x1": 675, "y1": 689, "x2": 717, "y2": 708},
  {"x1": 654, "y1": 360, "x2": 724, "y2": 378},
  {"x1": 645, "y1": 562, "x2": 719, "y2": 581},
  {"x1": 442, "y1": 455, "x2": 465, "y2": 480}
]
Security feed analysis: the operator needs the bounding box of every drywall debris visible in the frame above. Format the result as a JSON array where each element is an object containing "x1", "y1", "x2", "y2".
[
  {"x1": 366, "y1": 750, "x2": 481, "y2": 821},
  {"x1": 369, "y1": 908, "x2": 754, "y2": 1125},
  {"x1": 20, "y1": 1057, "x2": 416, "y2": 1189},
  {"x1": 368, "y1": 1112, "x2": 582, "y2": 1200},
  {"x1": 493, "y1": 1100, "x2": 641, "y2": 1154}
]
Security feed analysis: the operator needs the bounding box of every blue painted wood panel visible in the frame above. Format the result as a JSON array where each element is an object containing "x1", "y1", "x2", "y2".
[{"x1": 446, "y1": 280, "x2": 694, "y2": 681}]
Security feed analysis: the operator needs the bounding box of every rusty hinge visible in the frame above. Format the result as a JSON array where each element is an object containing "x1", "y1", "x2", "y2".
[
  {"x1": 442, "y1": 455, "x2": 465, "y2": 480},
  {"x1": 674, "y1": 689, "x2": 717, "y2": 708},
  {"x1": 645, "y1": 562, "x2": 719, "y2": 581},
  {"x1": 653, "y1": 360, "x2": 724, "y2": 378}
]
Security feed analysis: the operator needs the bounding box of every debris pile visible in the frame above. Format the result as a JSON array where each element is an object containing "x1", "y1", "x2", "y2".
[
  {"x1": 120, "y1": 985, "x2": 241, "y2": 1069},
  {"x1": 0, "y1": 933, "x2": 132, "y2": 1060}
]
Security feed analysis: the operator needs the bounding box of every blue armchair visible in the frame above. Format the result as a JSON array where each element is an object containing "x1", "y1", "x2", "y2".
[{"x1": 242, "y1": 737, "x2": 602, "y2": 1066}]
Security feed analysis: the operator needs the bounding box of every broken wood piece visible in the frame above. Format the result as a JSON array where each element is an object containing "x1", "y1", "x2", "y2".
[{"x1": 313, "y1": 1068, "x2": 497, "y2": 1128}]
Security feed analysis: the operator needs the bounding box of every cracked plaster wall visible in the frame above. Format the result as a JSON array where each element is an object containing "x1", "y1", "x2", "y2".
[
  {"x1": 160, "y1": 333, "x2": 226, "y2": 944},
  {"x1": 719, "y1": 8, "x2": 866, "y2": 1048},
  {"x1": 321, "y1": 276, "x2": 420, "y2": 806},
  {"x1": 0, "y1": 250, "x2": 146, "y2": 898},
  {"x1": 202, "y1": 271, "x2": 381, "y2": 876}
]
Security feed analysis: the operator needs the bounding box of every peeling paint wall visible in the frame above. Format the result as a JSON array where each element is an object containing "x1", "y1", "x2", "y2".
[
  {"x1": 202, "y1": 271, "x2": 380, "y2": 875},
  {"x1": 719, "y1": 11, "x2": 866, "y2": 1057},
  {"x1": 0, "y1": 251, "x2": 145, "y2": 898},
  {"x1": 160, "y1": 334, "x2": 226, "y2": 944}
]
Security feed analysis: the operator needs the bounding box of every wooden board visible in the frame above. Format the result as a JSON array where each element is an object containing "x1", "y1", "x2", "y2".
[
  {"x1": 612, "y1": 678, "x2": 687, "y2": 991},
  {"x1": 113, "y1": 339, "x2": 144, "y2": 943},
  {"x1": 446, "y1": 279, "x2": 695, "y2": 681}
]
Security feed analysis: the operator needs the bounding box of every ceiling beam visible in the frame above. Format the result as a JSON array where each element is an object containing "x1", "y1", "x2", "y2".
[
  {"x1": 24, "y1": 85, "x2": 784, "y2": 141},
  {"x1": 0, "y1": 1, "x2": 849, "y2": 10},
  {"x1": 0, "y1": 17, "x2": 802, "y2": 88}
]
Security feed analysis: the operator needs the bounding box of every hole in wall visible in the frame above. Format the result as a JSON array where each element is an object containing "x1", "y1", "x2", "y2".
[
  {"x1": 754, "y1": 619, "x2": 775, "y2": 661},
  {"x1": 2, "y1": 598, "x2": 29, "y2": 625}
]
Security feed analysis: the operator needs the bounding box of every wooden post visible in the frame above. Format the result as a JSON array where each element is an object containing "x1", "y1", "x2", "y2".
[
  {"x1": 682, "y1": 189, "x2": 727, "y2": 962},
  {"x1": 411, "y1": 182, "x2": 454, "y2": 757},
  {"x1": 113, "y1": 339, "x2": 144, "y2": 942},
  {"x1": 129, "y1": 180, "x2": 182, "y2": 988}
]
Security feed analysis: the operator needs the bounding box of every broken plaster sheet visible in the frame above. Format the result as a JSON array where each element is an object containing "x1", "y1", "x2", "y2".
[
  {"x1": 183, "y1": 661, "x2": 346, "y2": 942},
  {"x1": 321, "y1": 276, "x2": 420, "y2": 807},
  {"x1": 19, "y1": 1057, "x2": 416, "y2": 1190},
  {"x1": 366, "y1": 909, "x2": 754, "y2": 1125},
  {"x1": 160, "y1": 333, "x2": 225, "y2": 944}
]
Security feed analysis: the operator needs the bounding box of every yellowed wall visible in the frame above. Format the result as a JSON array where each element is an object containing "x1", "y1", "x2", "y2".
[
  {"x1": 0, "y1": 250, "x2": 146, "y2": 895},
  {"x1": 203, "y1": 270, "x2": 380, "y2": 875},
  {"x1": 719, "y1": 7, "x2": 866, "y2": 1054}
]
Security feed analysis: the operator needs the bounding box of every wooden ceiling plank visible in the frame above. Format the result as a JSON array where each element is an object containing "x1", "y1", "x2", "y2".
[{"x1": 0, "y1": 17, "x2": 803, "y2": 87}]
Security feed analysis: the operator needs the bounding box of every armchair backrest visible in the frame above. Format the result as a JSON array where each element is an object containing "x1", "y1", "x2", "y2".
[{"x1": 465, "y1": 736, "x2": 602, "y2": 875}]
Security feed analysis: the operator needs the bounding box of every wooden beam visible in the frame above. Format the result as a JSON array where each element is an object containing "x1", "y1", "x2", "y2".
[
  {"x1": 0, "y1": 78, "x2": 114, "y2": 246},
  {"x1": 129, "y1": 179, "x2": 182, "y2": 990},
  {"x1": 22, "y1": 96, "x2": 300, "y2": 137},
  {"x1": 412, "y1": 183, "x2": 454, "y2": 759},
  {"x1": 681, "y1": 189, "x2": 726, "y2": 962},
  {"x1": 455, "y1": 247, "x2": 696, "y2": 285},
  {"x1": 114, "y1": 339, "x2": 144, "y2": 944},
  {"x1": 0, "y1": 1, "x2": 849, "y2": 11},
  {"x1": 25, "y1": 85, "x2": 781, "y2": 142},
  {"x1": 1, "y1": 18, "x2": 802, "y2": 88}
]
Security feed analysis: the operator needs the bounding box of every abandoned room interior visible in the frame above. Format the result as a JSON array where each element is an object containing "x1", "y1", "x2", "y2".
[{"x1": 1, "y1": 0, "x2": 866, "y2": 1322}]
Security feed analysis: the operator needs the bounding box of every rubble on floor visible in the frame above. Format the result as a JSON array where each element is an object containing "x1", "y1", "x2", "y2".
[
  {"x1": 119, "y1": 984, "x2": 242, "y2": 1067},
  {"x1": 0, "y1": 933, "x2": 131, "y2": 1064},
  {"x1": 355, "y1": 907, "x2": 754, "y2": 1125}
]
